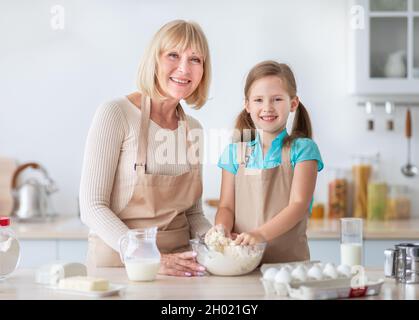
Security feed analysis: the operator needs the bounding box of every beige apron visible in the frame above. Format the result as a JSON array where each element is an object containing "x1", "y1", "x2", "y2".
[
  {"x1": 87, "y1": 96, "x2": 202, "y2": 267},
  {"x1": 234, "y1": 142, "x2": 310, "y2": 263}
]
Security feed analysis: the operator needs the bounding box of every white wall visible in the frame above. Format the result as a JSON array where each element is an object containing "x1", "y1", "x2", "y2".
[{"x1": 1, "y1": 0, "x2": 418, "y2": 217}]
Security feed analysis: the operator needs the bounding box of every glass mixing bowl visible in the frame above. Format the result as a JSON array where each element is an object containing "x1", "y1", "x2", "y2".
[{"x1": 190, "y1": 239, "x2": 266, "y2": 276}]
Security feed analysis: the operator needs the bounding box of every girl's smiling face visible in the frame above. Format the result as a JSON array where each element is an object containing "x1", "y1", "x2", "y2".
[
  {"x1": 157, "y1": 47, "x2": 204, "y2": 101},
  {"x1": 245, "y1": 75, "x2": 299, "y2": 135}
]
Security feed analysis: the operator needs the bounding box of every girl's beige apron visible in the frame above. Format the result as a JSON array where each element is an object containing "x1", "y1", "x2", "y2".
[
  {"x1": 87, "y1": 96, "x2": 202, "y2": 267},
  {"x1": 234, "y1": 142, "x2": 310, "y2": 263}
]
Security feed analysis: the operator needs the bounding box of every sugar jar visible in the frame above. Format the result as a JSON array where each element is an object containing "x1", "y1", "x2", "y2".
[
  {"x1": 0, "y1": 217, "x2": 21, "y2": 280},
  {"x1": 119, "y1": 227, "x2": 161, "y2": 282}
]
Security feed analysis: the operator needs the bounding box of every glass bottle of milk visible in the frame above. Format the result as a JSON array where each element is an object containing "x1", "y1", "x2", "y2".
[
  {"x1": 340, "y1": 218, "x2": 363, "y2": 266},
  {"x1": 119, "y1": 227, "x2": 161, "y2": 282}
]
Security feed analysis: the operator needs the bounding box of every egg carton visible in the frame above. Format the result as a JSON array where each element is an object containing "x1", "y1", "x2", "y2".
[{"x1": 260, "y1": 261, "x2": 384, "y2": 300}]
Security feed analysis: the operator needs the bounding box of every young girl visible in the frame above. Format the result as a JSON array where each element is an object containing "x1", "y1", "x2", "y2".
[{"x1": 215, "y1": 60, "x2": 324, "y2": 263}]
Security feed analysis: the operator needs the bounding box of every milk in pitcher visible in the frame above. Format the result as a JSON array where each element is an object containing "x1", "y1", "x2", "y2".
[{"x1": 125, "y1": 259, "x2": 160, "y2": 281}]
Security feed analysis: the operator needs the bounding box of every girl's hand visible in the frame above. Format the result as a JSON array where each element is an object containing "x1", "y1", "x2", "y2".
[
  {"x1": 205, "y1": 224, "x2": 231, "y2": 242},
  {"x1": 158, "y1": 251, "x2": 206, "y2": 277},
  {"x1": 230, "y1": 232, "x2": 239, "y2": 240},
  {"x1": 234, "y1": 231, "x2": 266, "y2": 246}
]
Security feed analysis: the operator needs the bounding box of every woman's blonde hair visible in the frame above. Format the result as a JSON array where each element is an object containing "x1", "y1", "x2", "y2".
[
  {"x1": 137, "y1": 20, "x2": 211, "y2": 109},
  {"x1": 235, "y1": 60, "x2": 312, "y2": 146}
]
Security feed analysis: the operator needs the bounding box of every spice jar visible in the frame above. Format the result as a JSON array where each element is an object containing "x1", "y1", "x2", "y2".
[
  {"x1": 385, "y1": 185, "x2": 411, "y2": 220},
  {"x1": 0, "y1": 217, "x2": 21, "y2": 280},
  {"x1": 328, "y1": 168, "x2": 348, "y2": 219}
]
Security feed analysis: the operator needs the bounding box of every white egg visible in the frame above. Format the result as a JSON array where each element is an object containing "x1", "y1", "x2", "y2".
[
  {"x1": 307, "y1": 265, "x2": 323, "y2": 280},
  {"x1": 263, "y1": 267, "x2": 279, "y2": 281},
  {"x1": 291, "y1": 265, "x2": 308, "y2": 282},
  {"x1": 281, "y1": 264, "x2": 293, "y2": 272},
  {"x1": 337, "y1": 264, "x2": 352, "y2": 278},
  {"x1": 274, "y1": 268, "x2": 292, "y2": 284},
  {"x1": 322, "y1": 263, "x2": 338, "y2": 279}
]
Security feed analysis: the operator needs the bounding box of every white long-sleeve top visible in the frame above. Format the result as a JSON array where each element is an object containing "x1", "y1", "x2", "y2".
[{"x1": 79, "y1": 96, "x2": 212, "y2": 251}]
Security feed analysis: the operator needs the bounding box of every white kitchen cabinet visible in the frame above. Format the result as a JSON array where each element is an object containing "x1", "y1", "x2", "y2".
[
  {"x1": 57, "y1": 240, "x2": 88, "y2": 263},
  {"x1": 19, "y1": 240, "x2": 58, "y2": 268},
  {"x1": 348, "y1": 0, "x2": 419, "y2": 95},
  {"x1": 309, "y1": 239, "x2": 414, "y2": 267},
  {"x1": 18, "y1": 240, "x2": 87, "y2": 268}
]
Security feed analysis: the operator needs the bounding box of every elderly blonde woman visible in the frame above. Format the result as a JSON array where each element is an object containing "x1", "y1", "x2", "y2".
[{"x1": 79, "y1": 20, "x2": 212, "y2": 276}]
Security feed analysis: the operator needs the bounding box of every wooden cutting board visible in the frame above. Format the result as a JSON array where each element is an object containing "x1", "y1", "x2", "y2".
[{"x1": 0, "y1": 157, "x2": 17, "y2": 216}]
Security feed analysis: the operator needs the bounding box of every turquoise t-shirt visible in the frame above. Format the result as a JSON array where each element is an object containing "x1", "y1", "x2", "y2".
[{"x1": 217, "y1": 129, "x2": 324, "y2": 213}]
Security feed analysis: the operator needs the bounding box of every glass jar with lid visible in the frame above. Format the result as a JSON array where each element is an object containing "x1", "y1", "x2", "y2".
[
  {"x1": 367, "y1": 155, "x2": 388, "y2": 221},
  {"x1": 0, "y1": 217, "x2": 21, "y2": 280},
  {"x1": 328, "y1": 167, "x2": 349, "y2": 219},
  {"x1": 352, "y1": 155, "x2": 375, "y2": 218},
  {"x1": 385, "y1": 185, "x2": 411, "y2": 220}
]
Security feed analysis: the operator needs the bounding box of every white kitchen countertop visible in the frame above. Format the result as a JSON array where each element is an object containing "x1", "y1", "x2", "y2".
[
  {"x1": 10, "y1": 215, "x2": 89, "y2": 240},
  {"x1": 1, "y1": 267, "x2": 417, "y2": 300}
]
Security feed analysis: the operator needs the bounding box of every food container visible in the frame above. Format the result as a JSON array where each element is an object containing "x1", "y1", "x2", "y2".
[
  {"x1": 352, "y1": 158, "x2": 372, "y2": 218},
  {"x1": 367, "y1": 182, "x2": 388, "y2": 220},
  {"x1": 287, "y1": 278, "x2": 384, "y2": 300},
  {"x1": 190, "y1": 239, "x2": 266, "y2": 276},
  {"x1": 311, "y1": 203, "x2": 325, "y2": 219},
  {"x1": 260, "y1": 261, "x2": 384, "y2": 300},
  {"x1": 0, "y1": 217, "x2": 20, "y2": 280},
  {"x1": 328, "y1": 168, "x2": 349, "y2": 219},
  {"x1": 367, "y1": 160, "x2": 388, "y2": 221},
  {"x1": 385, "y1": 185, "x2": 411, "y2": 220}
]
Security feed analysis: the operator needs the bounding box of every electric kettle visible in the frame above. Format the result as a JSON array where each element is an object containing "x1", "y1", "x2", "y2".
[{"x1": 11, "y1": 162, "x2": 58, "y2": 221}]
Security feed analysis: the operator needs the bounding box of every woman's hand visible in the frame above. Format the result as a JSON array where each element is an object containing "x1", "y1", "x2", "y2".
[
  {"x1": 158, "y1": 251, "x2": 206, "y2": 277},
  {"x1": 234, "y1": 231, "x2": 266, "y2": 246}
]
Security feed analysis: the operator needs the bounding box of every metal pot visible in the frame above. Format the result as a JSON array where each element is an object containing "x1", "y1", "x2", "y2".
[{"x1": 11, "y1": 162, "x2": 58, "y2": 221}]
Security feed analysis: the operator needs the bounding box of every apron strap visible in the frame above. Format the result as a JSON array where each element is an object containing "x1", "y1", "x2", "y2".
[
  {"x1": 135, "y1": 95, "x2": 151, "y2": 174},
  {"x1": 281, "y1": 144, "x2": 292, "y2": 166}
]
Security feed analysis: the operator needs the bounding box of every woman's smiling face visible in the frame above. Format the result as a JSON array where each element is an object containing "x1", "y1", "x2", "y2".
[
  {"x1": 245, "y1": 75, "x2": 299, "y2": 134},
  {"x1": 157, "y1": 47, "x2": 204, "y2": 101}
]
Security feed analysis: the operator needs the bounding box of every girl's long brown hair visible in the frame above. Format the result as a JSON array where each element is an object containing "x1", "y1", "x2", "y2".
[{"x1": 234, "y1": 60, "x2": 312, "y2": 147}]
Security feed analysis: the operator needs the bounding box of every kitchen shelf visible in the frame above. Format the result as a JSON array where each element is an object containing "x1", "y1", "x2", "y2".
[{"x1": 357, "y1": 101, "x2": 419, "y2": 107}]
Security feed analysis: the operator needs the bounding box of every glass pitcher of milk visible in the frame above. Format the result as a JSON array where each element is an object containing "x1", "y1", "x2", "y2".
[
  {"x1": 119, "y1": 227, "x2": 161, "y2": 281},
  {"x1": 340, "y1": 218, "x2": 363, "y2": 266}
]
